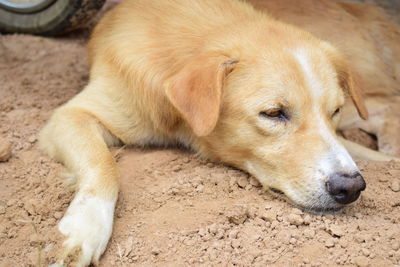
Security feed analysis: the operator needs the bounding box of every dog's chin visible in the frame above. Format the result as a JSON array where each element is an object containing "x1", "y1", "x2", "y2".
[{"x1": 268, "y1": 187, "x2": 344, "y2": 214}]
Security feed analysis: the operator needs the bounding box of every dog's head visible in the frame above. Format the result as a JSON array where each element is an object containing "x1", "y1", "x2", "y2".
[{"x1": 164, "y1": 32, "x2": 367, "y2": 211}]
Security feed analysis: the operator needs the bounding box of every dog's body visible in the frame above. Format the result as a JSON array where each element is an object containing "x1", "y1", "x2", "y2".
[{"x1": 39, "y1": 0, "x2": 400, "y2": 265}]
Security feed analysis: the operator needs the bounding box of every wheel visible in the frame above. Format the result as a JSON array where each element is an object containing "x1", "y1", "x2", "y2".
[{"x1": 0, "y1": 0, "x2": 106, "y2": 36}]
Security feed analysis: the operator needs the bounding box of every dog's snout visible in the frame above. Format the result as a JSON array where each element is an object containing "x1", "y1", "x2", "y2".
[{"x1": 326, "y1": 172, "x2": 366, "y2": 205}]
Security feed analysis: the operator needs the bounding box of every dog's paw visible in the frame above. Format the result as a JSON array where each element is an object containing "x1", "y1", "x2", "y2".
[{"x1": 56, "y1": 193, "x2": 116, "y2": 267}]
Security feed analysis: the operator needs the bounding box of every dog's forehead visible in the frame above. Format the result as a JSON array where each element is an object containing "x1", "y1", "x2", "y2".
[{"x1": 254, "y1": 47, "x2": 344, "y2": 106}]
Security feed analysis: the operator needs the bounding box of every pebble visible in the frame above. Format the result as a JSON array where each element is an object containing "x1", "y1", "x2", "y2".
[
  {"x1": 338, "y1": 238, "x2": 348, "y2": 248},
  {"x1": 231, "y1": 239, "x2": 241, "y2": 248},
  {"x1": 54, "y1": 211, "x2": 63, "y2": 219},
  {"x1": 389, "y1": 180, "x2": 400, "y2": 192},
  {"x1": 249, "y1": 177, "x2": 261, "y2": 187},
  {"x1": 0, "y1": 138, "x2": 11, "y2": 162},
  {"x1": 6, "y1": 199, "x2": 16, "y2": 207},
  {"x1": 391, "y1": 241, "x2": 399, "y2": 251},
  {"x1": 151, "y1": 247, "x2": 161, "y2": 255},
  {"x1": 260, "y1": 210, "x2": 276, "y2": 222},
  {"x1": 228, "y1": 229, "x2": 239, "y2": 239},
  {"x1": 325, "y1": 239, "x2": 335, "y2": 248},
  {"x1": 24, "y1": 200, "x2": 37, "y2": 215},
  {"x1": 28, "y1": 135, "x2": 37, "y2": 143},
  {"x1": 226, "y1": 207, "x2": 248, "y2": 225},
  {"x1": 287, "y1": 214, "x2": 303, "y2": 226},
  {"x1": 29, "y1": 233, "x2": 41, "y2": 246},
  {"x1": 303, "y1": 229, "x2": 315, "y2": 239},
  {"x1": 209, "y1": 224, "x2": 218, "y2": 235},
  {"x1": 172, "y1": 165, "x2": 182, "y2": 172},
  {"x1": 329, "y1": 225, "x2": 345, "y2": 237},
  {"x1": 378, "y1": 176, "x2": 389, "y2": 182},
  {"x1": 303, "y1": 215, "x2": 312, "y2": 225},
  {"x1": 361, "y1": 248, "x2": 370, "y2": 257},
  {"x1": 0, "y1": 205, "x2": 5, "y2": 214},
  {"x1": 354, "y1": 255, "x2": 369, "y2": 267},
  {"x1": 237, "y1": 177, "x2": 249, "y2": 188},
  {"x1": 276, "y1": 231, "x2": 291, "y2": 245}
]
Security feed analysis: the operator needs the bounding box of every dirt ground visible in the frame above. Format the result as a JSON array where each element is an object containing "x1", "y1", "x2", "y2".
[{"x1": 1, "y1": 2, "x2": 400, "y2": 267}]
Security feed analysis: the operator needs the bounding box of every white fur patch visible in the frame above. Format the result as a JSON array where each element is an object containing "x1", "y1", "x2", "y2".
[
  {"x1": 57, "y1": 193, "x2": 116, "y2": 267},
  {"x1": 294, "y1": 49, "x2": 358, "y2": 176},
  {"x1": 294, "y1": 49, "x2": 324, "y2": 100}
]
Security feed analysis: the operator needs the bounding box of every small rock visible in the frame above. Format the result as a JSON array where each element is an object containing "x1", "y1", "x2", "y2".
[
  {"x1": 249, "y1": 177, "x2": 261, "y2": 187},
  {"x1": 208, "y1": 224, "x2": 218, "y2": 235},
  {"x1": 329, "y1": 225, "x2": 345, "y2": 237},
  {"x1": 28, "y1": 135, "x2": 37, "y2": 143},
  {"x1": 325, "y1": 239, "x2": 335, "y2": 248},
  {"x1": 29, "y1": 233, "x2": 42, "y2": 246},
  {"x1": 24, "y1": 201, "x2": 36, "y2": 215},
  {"x1": 54, "y1": 212, "x2": 63, "y2": 220},
  {"x1": 338, "y1": 238, "x2": 348, "y2": 248},
  {"x1": 172, "y1": 165, "x2": 182, "y2": 172},
  {"x1": 378, "y1": 176, "x2": 389, "y2": 182},
  {"x1": 290, "y1": 208, "x2": 303, "y2": 215},
  {"x1": 231, "y1": 239, "x2": 241, "y2": 248},
  {"x1": 264, "y1": 204, "x2": 272, "y2": 210},
  {"x1": 303, "y1": 229, "x2": 315, "y2": 239},
  {"x1": 229, "y1": 177, "x2": 237, "y2": 187},
  {"x1": 228, "y1": 229, "x2": 239, "y2": 239},
  {"x1": 355, "y1": 235, "x2": 365, "y2": 243},
  {"x1": 0, "y1": 138, "x2": 12, "y2": 162},
  {"x1": 276, "y1": 231, "x2": 291, "y2": 245},
  {"x1": 391, "y1": 241, "x2": 399, "y2": 251},
  {"x1": 361, "y1": 248, "x2": 370, "y2": 257},
  {"x1": 6, "y1": 199, "x2": 16, "y2": 207},
  {"x1": 260, "y1": 210, "x2": 276, "y2": 222},
  {"x1": 287, "y1": 214, "x2": 303, "y2": 226},
  {"x1": 354, "y1": 255, "x2": 369, "y2": 267},
  {"x1": 237, "y1": 177, "x2": 249, "y2": 188},
  {"x1": 151, "y1": 247, "x2": 161, "y2": 255},
  {"x1": 389, "y1": 180, "x2": 400, "y2": 192},
  {"x1": 0, "y1": 205, "x2": 5, "y2": 214},
  {"x1": 226, "y1": 206, "x2": 248, "y2": 225},
  {"x1": 303, "y1": 215, "x2": 312, "y2": 225}
]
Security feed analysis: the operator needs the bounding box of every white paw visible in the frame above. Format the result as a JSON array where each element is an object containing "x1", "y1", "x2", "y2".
[{"x1": 57, "y1": 193, "x2": 116, "y2": 267}]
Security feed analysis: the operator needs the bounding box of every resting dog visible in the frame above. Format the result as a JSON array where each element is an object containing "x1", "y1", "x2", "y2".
[{"x1": 39, "y1": 0, "x2": 400, "y2": 265}]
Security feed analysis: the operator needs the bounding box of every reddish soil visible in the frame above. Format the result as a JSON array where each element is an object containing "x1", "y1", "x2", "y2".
[{"x1": 0, "y1": 3, "x2": 399, "y2": 267}]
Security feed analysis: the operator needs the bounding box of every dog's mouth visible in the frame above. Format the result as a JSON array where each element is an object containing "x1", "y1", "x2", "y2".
[{"x1": 267, "y1": 187, "x2": 344, "y2": 214}]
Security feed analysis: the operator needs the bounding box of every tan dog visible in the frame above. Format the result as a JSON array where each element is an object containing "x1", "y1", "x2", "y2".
[{"x1": 39, "y1": 0, "x2": 399, "y2": 265}]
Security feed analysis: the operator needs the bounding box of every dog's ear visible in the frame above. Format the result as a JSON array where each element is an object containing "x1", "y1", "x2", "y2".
[
  {"x1": 323, "y1": 44, "x2": 368, "y2": 120},
  {"x1": 336, "y1": 63, "x2": 369, "y2": 120},
  {"x1": 165, "y1": 55, "x2": 238, "y2": 136}
]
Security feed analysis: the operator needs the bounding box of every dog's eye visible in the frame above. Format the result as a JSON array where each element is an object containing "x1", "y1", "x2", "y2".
[
  {"x1": 332, "y1": 108, "x2": 341, "y2": 118},
  {"x1": 259, "y1": 109, "x2": 288, "y2": 121}
]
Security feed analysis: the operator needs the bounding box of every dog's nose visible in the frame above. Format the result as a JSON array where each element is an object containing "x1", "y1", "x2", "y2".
[{"x1": 326, "y1": 172, "x2": 366, "y2": 204}]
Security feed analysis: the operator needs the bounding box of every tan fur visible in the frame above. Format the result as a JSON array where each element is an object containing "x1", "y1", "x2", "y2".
[
  {"x1": 250, "y1": 0, "x2": 400, "y2": 155},
  {"x1": 39, "y1": 0, "x2": 400, "y2": 265}
]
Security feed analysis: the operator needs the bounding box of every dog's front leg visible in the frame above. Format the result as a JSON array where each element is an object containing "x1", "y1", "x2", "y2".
[{"x1": 40, "y1": 107, "x2": 119, "y2": 266}]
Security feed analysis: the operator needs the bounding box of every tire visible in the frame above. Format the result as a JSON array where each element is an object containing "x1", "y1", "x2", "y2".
[{"x1": 0, "y1": 0, "x2": 106, "y2": 36}]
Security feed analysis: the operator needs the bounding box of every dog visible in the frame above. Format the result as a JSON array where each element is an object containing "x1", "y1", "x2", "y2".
[{"x1": 39, "y1": 0, "x2": 400, "y2": 265}]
